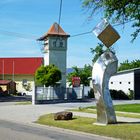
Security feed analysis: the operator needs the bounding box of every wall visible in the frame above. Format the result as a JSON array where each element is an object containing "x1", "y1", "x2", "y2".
[
  {"x1": 109, "y1": 71, "x2": 134, "y2": 94},
  {"x1": 0, "y1": 74, "x2": 35, "y2": 93},
  {"x1": 43, "y1": 36, "x2": 67, "y2": 88},
  {"x1": 49, "y1": 50, "x2": 66, "y2": 87}
]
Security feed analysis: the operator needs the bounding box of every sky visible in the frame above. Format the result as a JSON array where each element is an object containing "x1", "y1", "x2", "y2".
[{"x1": 0, "y1": 0, "x2": 139, "y2": 68}]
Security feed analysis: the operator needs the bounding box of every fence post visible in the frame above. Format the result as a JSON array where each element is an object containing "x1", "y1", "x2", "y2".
[
  {"x1": 32, "y1": 82, "x2": 36, "y2": 105},
  {"x1": 80, "y1": 84, "x2": 84, "y2": 99},
  {"x1": 47, "y1": 86, "x2": 50, "y2": 100}
]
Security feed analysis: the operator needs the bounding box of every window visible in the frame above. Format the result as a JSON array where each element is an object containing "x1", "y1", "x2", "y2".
[
  {"x1": 22, "y1": 79, "x2": 28, "y2": 86},
  {"x1": 53, "y1": 41, "x2": 56, "y2": 47},
  {"x1": 128, "y1": 82, "x2": 131, "y2": 84},
  {"x1": 119, "y1": 82, "x2": 122, "y2": 84},
  {"x1": 60, "y1": 41, "x2": 63, "y2": 47},
  {"x1": 111, "y1": 82, "x2": 113, "y2": 84}
]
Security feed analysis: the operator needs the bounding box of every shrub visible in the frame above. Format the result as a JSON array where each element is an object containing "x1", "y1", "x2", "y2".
[
  {"x1": 88, "y1": 88, "x2": 95, "y2": 98},
  {"x1": 110, "y1": 89, "x2": 129, "y2": 100},
  {"x1": 88, "y1": 89, "x2": 129, "y2": 100},
  {"x1": 128, "y1": 90, "x2": 134, "y2": 100}
]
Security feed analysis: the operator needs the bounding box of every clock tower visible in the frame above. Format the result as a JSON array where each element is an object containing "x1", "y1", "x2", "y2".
[{"x1": 38, "y1": 22, "x2": 70, "y2": 88}]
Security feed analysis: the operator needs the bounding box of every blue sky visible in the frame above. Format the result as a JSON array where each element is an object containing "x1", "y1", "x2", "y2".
[{"x1": 0, "y1": 0, "x2": 139, "y2": 68}]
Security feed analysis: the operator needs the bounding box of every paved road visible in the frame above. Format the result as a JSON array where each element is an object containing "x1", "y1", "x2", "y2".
[
  {"x1": 0, "y1": 100, "x2": 140, "y2": 123},
  {"x1": 0, "y1": 120, "x2": 115, "y2": 140},
  {"x1": 0, "y1": 100, "x2": 139, "y2": 140}
]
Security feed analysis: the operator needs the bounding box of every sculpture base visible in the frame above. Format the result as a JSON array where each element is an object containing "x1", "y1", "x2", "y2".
[
  {"x1": 93, "y1": 123, "x2": 107, "y2": 126},
  {"x1": 93, "y1": 122, "x2": 117, "y2": 126}
]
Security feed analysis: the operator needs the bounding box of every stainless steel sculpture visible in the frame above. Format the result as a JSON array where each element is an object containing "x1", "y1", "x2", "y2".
[{"x1": 92, "y1": 51, "x2": 118, "y2": 125}]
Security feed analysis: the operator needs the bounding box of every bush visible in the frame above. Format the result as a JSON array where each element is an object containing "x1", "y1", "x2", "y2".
[
  {"x1": 110, "y1": 90, "x2": 129, "y2": 100},
  {"x1": 128, "y1": 90, "x2": 134, "y2": 100},
  {"x1": 0, "y1": 92, "x2": 11, "y2": 97},
  {"x1": 88, "y1": 88, "x2": 95, "y2": 98},
  {"x1": 87, "y1": 88, "x2": 129, "y2": 100}
]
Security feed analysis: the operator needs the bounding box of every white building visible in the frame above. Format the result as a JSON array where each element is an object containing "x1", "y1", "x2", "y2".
[{"x1": 109, "y1": 68, "x2": 140, "y2": 99}]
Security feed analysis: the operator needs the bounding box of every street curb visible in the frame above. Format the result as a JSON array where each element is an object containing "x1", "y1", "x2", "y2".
[
  {"x1": 30, "y1": 122, "x2": 119, "y2": 140},
  {"x1": 0, "y1": 118, "x2": 118, "y2": 140}
]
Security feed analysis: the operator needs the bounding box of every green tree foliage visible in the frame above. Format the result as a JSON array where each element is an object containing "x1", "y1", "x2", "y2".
[
  {"x1": 67, "y1": 65, "x2": 92, "y2": 86},
  {"x1": 90, "y1": 43, "x2": 104, "y2": 63},
  {"x1": 118, "y1": 59, "x2": 140, "y2": 71},
  {"x1": 35, "y1": 65, "x2": 61, "y2": 87},
  {"x1": 90, "y1": 43, "x2": 115, "y2": 63},
  {"x1": 82, "y1": 0, "x2": 140, "y2": 41}
]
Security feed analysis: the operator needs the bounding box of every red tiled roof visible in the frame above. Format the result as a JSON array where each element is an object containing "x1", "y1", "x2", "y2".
[
  {"x1": 38, "y1": 22, "x2": 70, "y2": 40},
  {"x1": 0, "y1": 80, "x2": 12, "y2": 85},
  {"x1": 0, "y1": 57, "x2": 43, "y2": 75}
]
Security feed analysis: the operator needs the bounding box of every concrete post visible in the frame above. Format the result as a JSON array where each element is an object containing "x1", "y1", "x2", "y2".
[{"x1": 32, "y1": 82, "x2": 36, "y2": 105}]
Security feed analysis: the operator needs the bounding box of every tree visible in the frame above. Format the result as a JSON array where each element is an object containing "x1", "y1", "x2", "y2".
[
  {"x1": 82, "y1": 0, "x2": 140, "y2": 41},
  {"x1": 90, "y1": 43, "x2": 115, "y2": 63},
  {"x1": 67, "y1": 65, "x2": 92, "y2": 86},
  {"x1": 118, "y1": 59, "x2": 140, "y2": 71},
  {"x1": 35, "y1": 64, "x2": 61, "y2": 87},
  {"x1": 90, "y1": 43, "x2": 104, "y2": 63}
]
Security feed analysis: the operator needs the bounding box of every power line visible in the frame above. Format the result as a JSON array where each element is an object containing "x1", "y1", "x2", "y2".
[
  {"x1": 58, "y1": 0, "x2": 63, "y2": 34},
  {"x1": 70, "y1": 30, "x2": 92, "y2": 38},
  {"x1": 58, "y1": 0, "x2": 63, "y2": 26},
  {"x1": 70, "y1": 19, "x2": 134, "y2": 38},
  {"x1": 0, "y1": 29, "x2": 37, "y2": 40},
  {"x1": 0, "y1": 18, "x2": 134, "y2": 40}
]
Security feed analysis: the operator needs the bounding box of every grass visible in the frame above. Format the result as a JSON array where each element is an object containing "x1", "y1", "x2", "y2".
[
  {"x1": 85, "y1": 104, "x2": 140, "y2": 113},
  {"x1": 114, "y1": 104, "x2": 140, "y2": 113},
  {"x1": 15, "y1": 101, "x2": 32, "y2": 105},
  {"x1": 116, "y1": 112, "x2": 140, "y2": 119},
  {"x1": 69, "y1": 104, "x2": 140, "y2": 119},
  {"x1": 70, "y1": 108, "x2": 140, "y2": 119},
  {"x1": 36, "y1": 113, "x2": 140, "y2": 140}
]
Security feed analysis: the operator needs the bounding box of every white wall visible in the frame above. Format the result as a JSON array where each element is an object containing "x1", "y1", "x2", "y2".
[{"x1": 109, "y1": 71, "x2": 134, "y2": 94}]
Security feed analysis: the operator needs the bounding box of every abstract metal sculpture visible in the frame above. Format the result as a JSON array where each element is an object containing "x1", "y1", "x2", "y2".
[{"x1": 92, "y1": 51, "x2": 118, "y2": 125}]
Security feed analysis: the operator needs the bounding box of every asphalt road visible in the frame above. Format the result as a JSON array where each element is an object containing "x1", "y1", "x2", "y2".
[
  {"x1": 0, "y1": 120, "x2": 113, "y2": 140},
  {"x1": 0, "y1": 99, "x2": 139, "y2": 140}
]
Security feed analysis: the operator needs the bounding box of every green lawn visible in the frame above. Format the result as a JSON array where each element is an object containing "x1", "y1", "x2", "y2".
[
  {"x1": 114, "y1": 104, "x2": 140, "y2": 113},
  {"x1": 15, "y1": 101, "x2": 32, "y2": 105},
  {"x1": 36, "y1": 104, "x2": 140, "y2": 139},
  {"x1": 36, "y1": 114, "x2": 140, "y2": 140},
  {"x1": 70, "y1": 108, "x2": 140, "y2": 119},
  {"x1": 70, "y1": 104, "x2": 140, "y2": 119},
  {"x1": 84, "y1": 103, "x2": 140, "y2": 113}
]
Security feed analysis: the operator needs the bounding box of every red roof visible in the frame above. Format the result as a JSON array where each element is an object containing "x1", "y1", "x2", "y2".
[
  {"x1": 38, "y1": 22, "x2": 70, "y2": 40},
  {"x1": 0, "y1": 80, "x2": 12, "y2": 85},
  {"x1": 0, "y1": 57, "x2": 43, "y2": 75}
]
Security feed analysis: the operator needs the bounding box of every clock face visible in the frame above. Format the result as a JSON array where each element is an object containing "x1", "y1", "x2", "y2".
[{"x1": 52, "y1": 39, "x2": 65, "y2": 48}]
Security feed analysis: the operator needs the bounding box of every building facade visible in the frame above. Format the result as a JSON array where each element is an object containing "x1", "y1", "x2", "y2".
[
  {"x1": 109, "y1": 68, "x2": 140, "y2": 99},
  {"x1": 0, "y1": 57, "x2": 43, "y2": 94}
]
